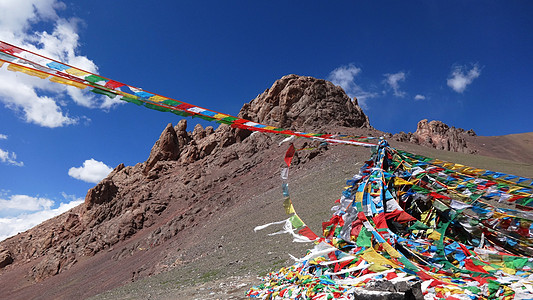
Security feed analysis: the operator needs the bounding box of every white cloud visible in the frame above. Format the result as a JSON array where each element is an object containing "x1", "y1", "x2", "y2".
[
  {"x1": 383, "y1": 72, "x2": 406, "y2": 97},
  {"x1": 0, "y1": 194, "x2": 53, "y2": 213},
  {"x1": 68, "y1": 158, "x2": 113, "y2": 183},
  {"x1": 0, "y1": 193, "x2": 83, "y2": 241},
  {"x1": 414, "y1": 94, "x2": 426, "y2": 100},
  {"x1": 328, "y1": 64, "x2": 378, "y2": 109},
  {"x1": 0, "y1": 0, "x2": 121, "y2": 128},
  {"x1": 0, "y1": 70, "x2": 79, "y2": 127},
  {"x1": 0, "y1": 133, "x2": 23, "y2": 166},
  {"x1": 447, "y1": 64, "x2": 481, "y2": 93},
  {"x1": 0, "y1": 0, "x2": 62, "y2": 38},
  {"x1": 328, "y1": 64, "x2": 362, "y2": 89},
  {"x1": 0, "y1": 148, "x2": 23, "y2": 166}
]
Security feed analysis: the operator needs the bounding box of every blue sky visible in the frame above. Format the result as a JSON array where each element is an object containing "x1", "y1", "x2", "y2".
[{"x1": 0, "y1": 1, "x2": 531, "y2": 240}]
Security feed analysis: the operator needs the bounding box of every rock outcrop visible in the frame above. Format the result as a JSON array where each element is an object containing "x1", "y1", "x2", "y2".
[
  {"x1": 239, "y1": 74, "x2": 371, "y2": 131},
  {"x1": 394, "y1": 119, "x2": 476, "y2": 153},
  {"x1": 144, "y1": 123, "x2": 181, "y2": 174},
  {"x1": 0, "y1": 248, "x2": 13, "y2": 268}
]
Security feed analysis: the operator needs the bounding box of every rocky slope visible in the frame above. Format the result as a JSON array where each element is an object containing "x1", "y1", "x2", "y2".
[
  {"x1": 0, "y1": 74, "x2": 377, "y2": 299},
  {"x1": 467, "y1": 132, "x2": 533, "y2": 165},
  {"x1": 1, "y1": 74, "x2": 531, "y2": 300}
]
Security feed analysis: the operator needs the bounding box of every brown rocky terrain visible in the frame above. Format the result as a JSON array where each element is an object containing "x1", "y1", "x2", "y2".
[
  {"x1": 393, "y1": 119, "x2": 476, "y2": 153},
  {"x1": 466, "y1": 132, "x2": 533, "y2": 165},
  {"x1": 0, "y1": 75, "x2": 381, "y2": 299},
  {"x1": 239, "y1": 74, "x2": 371, "y2": 131},
  {"x1": 0, "y1": 74, "x2": 531, "y2": 300}
]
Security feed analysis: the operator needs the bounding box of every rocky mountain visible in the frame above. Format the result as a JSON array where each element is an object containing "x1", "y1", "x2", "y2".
[
  {"x1": 238, "y1": 74, "x2": 371, "y2": 131},
  {"x1": 0, "y1": 74, "x2": 377, "y2": 299},
  {"x1": 393, "y1": 119, "x2": 476, "y2": 153},
  {"x1": 0, "y1": 74, "x2": 531, "y2": 300}
]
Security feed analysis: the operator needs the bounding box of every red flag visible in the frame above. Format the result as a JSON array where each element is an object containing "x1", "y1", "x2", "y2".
[
  {"x1": 104, "y1": 80, "x2": 125, "y2": 89},
  {"x1": 284, "y1": 144, "x2": 296, "y2": 167},
  {"x1": 298, "y1": 226, "x2": 319, "y2": 240},
  {"x1": 385, "y1": 210, "x2": 417, "y2": 223}
]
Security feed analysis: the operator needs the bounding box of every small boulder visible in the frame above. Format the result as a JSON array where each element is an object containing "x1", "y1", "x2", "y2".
[
  {"x1": 84, "y1": 178, "x2": 119, "y2": 210},
  {"x1": 0, "y1": 248, "x2": 13, "y2": 268}
]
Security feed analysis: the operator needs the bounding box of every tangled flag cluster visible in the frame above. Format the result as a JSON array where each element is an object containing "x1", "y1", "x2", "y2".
[
  {"x1": 249, "y1": 141, "x2": 533, "y2": 299},
  {"x1": 2, "y1": 41, "x2": 533, "y2": 299}
]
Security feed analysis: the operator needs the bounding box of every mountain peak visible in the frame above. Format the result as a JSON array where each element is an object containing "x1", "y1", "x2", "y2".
[{"x1": 239, "y1": 74, "x2": 370, "y2": 131}]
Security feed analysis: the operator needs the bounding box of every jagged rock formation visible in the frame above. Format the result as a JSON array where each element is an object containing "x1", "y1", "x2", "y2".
[
  {"x1": 143, "y1": 123, "x2": 180, "y2": 174},
  {"x1": 393, "y1": 119, "x2": 476, "y2": 153},
  {"x1": 0, "y1": 74, "x2": 372, "y2": 297},
  {"x1": 239, "y1": 74, "x2": 371, "y2": 131}
]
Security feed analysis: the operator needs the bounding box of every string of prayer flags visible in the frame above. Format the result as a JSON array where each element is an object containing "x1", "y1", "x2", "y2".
[{"x1": 0, "y1": 40, "x2": 378, "y2": 148}]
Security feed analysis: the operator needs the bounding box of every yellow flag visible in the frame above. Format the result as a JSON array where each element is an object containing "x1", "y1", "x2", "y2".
[
  {"x1": 214, "y1": 113, "x2": 229, "y2": 119},
  {"x1": 49, "y1": 76, "x2": 87, "y2": 89},
  {"x1": 362, "y1": 248, "x2": 399, "y2": 272},
  {"x1": 8, "y1": 64, "x2": 49, "y2": 79},
  {"x1": 283, "y1": 198, "x2": 295, "y2": 215},
  {"x1": 442, "y1": 162, "x2": 454, "y2": 169},
  {"x1": 116, "y1": 90, "x2": 138, "y2": 99},
  {"x1": 355, "y1": 191, "x2": 364, "y2": 203},
  {"x1": 462, "y1": 167, "x2": 478, "y2": 175},
  {"x1": 483, "y1": 264, "x2": 496, "y2": 273},
  {"x1": 394, "y1": 177, "x2": 413, "y2": 186},
  {"x1": 148, "y1": 95, "x2": 168, "y2": 103},
  {"x1": 65, "y1": 68, "x2": 90, "y2": 77},
  {"x1": 428, "y1": 230, "x2": 441, "y2": 241},
  {"x1": 471, "y1": 169, "x2": 485, "y2": 174},
  {"x1": 382, "y1": 242, "x2": 402, "y2": 258},
  {"x1": 501, "y1": 267, "x2": 516, "y2": 275},
  {"x1": 451, "y1": 164, "x2": 465, "y2": 170}
]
